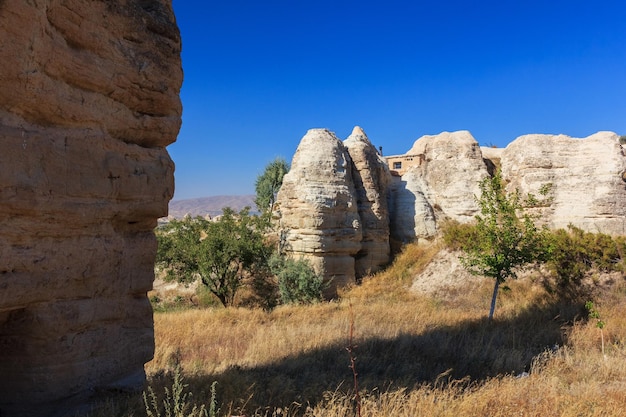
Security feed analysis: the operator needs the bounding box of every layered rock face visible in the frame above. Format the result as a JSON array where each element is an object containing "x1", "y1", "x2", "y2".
[
  {"x1": 276, "y1": 129, "x2": 362, "y2": 296},
  {"x1": 389, "y1": 170, "x2": 437, "y2": 243},
  {"x1": 0, "y1": 1, "x2": 182, "y2": 415},
  {"x1": 344, "y1": 127, "x2": 391, "y2": 278},
  {"x1": 389, "y1": 131, "x2": 489, "y2": 242},
  {"x1": 501, "y1": 132, "x2": 626, "y2": 235},
  {"x1": 278, "y1": 127, "x2": 625, "y2": 293}
]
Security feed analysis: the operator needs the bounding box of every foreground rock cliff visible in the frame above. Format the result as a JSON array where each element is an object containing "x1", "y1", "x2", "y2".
[
  {"x1": 278, "y1": 128, "x2": 625, "y2": 293},
  {"x1": 0, "y1": 1, "x2": 182, "y2": 415}
]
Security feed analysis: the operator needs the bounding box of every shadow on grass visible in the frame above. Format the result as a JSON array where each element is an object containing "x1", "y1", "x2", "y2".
[{"x1": 166, "y1": 298, "x2": 586, "y2": 414}]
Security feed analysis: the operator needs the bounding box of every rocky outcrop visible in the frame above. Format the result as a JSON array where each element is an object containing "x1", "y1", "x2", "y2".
[
  {"x1": 344, "y1": 127, "x2": 391, "y2": 278},
  {"x1": 0, "y1": 1, "x2": 182, "y2": 415},
  {"x1": 389, "y1": 170, "x2": 437, "y2": 243},
  {"x1": 276, "y1": 129, "x2": 362, "y2": 296},
  {"x1": 279, "y1": 127, "x2": 626, "y2": 292},
  {"x1": 501, "y1": 132, "x2": 626, "y2": 235},
  {"x1": 389, "y1": 131, "x2": 490, "y2": 242},
  {"x1": 480, "y1": 146, "x2": 503, "y2": 176},
  {"x1": 277, "y1": 129, "x2": 492, "y2": 290}
]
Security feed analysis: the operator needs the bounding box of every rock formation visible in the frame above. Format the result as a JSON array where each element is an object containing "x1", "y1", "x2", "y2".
[
  {"x1": 388, "y1": 169, "x2": 438, "y2": 243},
  {"x1": 277, "y1": 129, "x2": 493, "y2": 290},
  {"x1": 276, "y1": 129, "x2": 362, "y2": 296},
  {"x1": 279, "y1": 127, "x2": 626, "y2": 289},
  {"x1": 389, "y1": 131, "x2": 490, "y2": 242},
  {"x1": 344, "y1": 127, "x2": 391, "y2": 278},
  {"x1": 0, "y1": 1, "x2": 182, "y2": 415},
  {"x1": 501, "y1": 132, "x2": 626, "y2": 235}
]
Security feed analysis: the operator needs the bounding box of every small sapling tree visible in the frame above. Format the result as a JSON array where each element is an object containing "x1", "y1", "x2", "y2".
[
  {"x1": 459, "y1": 171, "x2": 550, "y2": 321},
  {"x1": 585, "y1": 301, "x2": 607, "y2": 359},
  {"x1": 156, "y1": 208, "x2": 271, "y2": 307}
]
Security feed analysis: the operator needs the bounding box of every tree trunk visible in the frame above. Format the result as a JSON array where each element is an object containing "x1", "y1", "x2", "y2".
[{"x1": 488, "y1": 279, "x2": 501, "y2": 322}]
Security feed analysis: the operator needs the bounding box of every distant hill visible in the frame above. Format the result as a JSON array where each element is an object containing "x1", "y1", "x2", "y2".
[{"x1": 167, "y1": 195, "x2": 257, "y2": 219}]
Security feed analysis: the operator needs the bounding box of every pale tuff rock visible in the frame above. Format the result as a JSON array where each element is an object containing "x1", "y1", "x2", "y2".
[
  {"x1": 0, "y1": 1, "x2": 182, "y2": 415},
  {"x1": 276, "y1": 129, "x2": 362, "y2": 296},
  {"x1": 501, "y1": 132, "x2": 626, "y2": 235},
  {"x1": 344, "y1": 126, "x2": 392, "y2": 278},
  {"x1": 480, "y1": 146, "x2": 504, "y2": 175},
  {"x1": 279, "y1": 127, "x2": 626, "y2": 293},
  {"x1": 389, "y1": 131, "x2": 490, "y2": 241},
  {"x1": 389, "y1": 171, "x2": 437, "y2": 243}
]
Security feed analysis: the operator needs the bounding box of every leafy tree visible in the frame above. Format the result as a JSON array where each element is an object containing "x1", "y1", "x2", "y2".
[
  {"x1": 156, "y1": 208, "x2": 271, "y2": 307},
  {"x1": 268, "y1": 254, "x2": 326, "y2": 304},
  {"x1": 254, "y1": 157, "x2": 289, "y2": 214},
  {"x1": 458, "y1": 172, "x2": 551, "y2": 321}
]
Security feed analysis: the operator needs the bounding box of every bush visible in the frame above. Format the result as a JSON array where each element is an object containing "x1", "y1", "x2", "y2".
[
  {"x1": 546, "y1": 225, "x2": 625, "y2": 287},
  {"x1": 269, "y1": 254, "x2": 326, "y2": 304},
  {"x1": 441, "y1": 220, "x2": 479, "y2": 251}
]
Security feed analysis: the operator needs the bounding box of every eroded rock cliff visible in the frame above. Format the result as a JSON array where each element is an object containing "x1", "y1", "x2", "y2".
[
  {"x1": 344, "y1": 127, "x2": 391, "y2": 278},
  {"x1": 276, "y1": 129, "x2": 362, "y2": 296},
  {"x1": 279, "y1": 127, "x2": 625, "y2": 292},
  {"x1": 389, "y1": 131, "x2": 489, "y2": 242},
  {"x1": 501, "y1": 132, "x2": 626, "y2": 235},
  {"x1": 0, "y1": 1, "x2": 182, "y2": 415}
]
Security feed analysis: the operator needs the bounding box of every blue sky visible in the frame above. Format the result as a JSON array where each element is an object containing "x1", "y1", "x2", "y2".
[{"x1": 170, "y1": 0, "x2": 626, "y2": 200}]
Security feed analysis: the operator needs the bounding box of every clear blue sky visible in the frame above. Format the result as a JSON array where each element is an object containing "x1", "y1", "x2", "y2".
[{"x1": 170, "y1": 0, "x2": 626, "y2": 200}]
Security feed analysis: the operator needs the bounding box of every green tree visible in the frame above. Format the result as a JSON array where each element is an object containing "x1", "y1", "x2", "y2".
[
  {"x1": 156, "y1": 208, "x2": 271, "y2": 307},
  {"x1": 459, "y1": 172, "x2": 551, "y2": 321},
  {"x1": 254, "y1": 157, "x2": 289, "y2": 214}
]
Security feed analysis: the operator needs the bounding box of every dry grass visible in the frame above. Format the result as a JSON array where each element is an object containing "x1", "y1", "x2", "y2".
[{"x1": 93, "y1": 242, "x2": 626, "y2": 416}]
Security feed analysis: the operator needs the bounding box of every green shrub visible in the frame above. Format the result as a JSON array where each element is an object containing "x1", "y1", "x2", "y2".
[
  {"x1": 441, "y1": 220, "x2": 479, "y2": 251},
  {"x1": 269, "y1": 254, "x2": 326, "y2": 304},
  {"x1": 546, "y1": 225, "x2": 625, "y2": 287}
]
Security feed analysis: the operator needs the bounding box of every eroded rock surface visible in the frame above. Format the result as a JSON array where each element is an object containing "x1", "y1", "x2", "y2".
[
  {"x1": 278, "y1": 127, "x2": 626, "y2": 293},
  {"x1": 344, "y1": 127, "x2": 391, "y2": 278},
  {"x1": 389, "y1": 131, "x2": 489, "y2": 241},
  {"x1": 276, "y1": 129, "x2": 362, "y2": 296},
  {"x1": 501, "y1": 132, "x2": 626, "y2": 235},
  {"x1": 0, "y1": 1, "x2": 182, "y2": 415},
  {"x1": 389, "y1": 170, "x2": 437, "y2": 243}
]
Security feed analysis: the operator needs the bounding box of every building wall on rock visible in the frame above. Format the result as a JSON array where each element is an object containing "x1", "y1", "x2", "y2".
[
  {"x1": 383, "y1": 154, "x2": 425, "y2": 176},
  {"x1": 0, "y1": 1, "x2": 182, "y2": 415}
]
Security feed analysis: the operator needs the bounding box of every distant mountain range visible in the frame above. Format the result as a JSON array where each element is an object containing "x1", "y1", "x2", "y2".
[{"x1": 167, "y1": 195, "x2": 257, "y2": 219}]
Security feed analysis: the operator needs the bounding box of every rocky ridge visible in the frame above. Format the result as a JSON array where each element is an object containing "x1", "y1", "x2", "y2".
[
  {"x1": 277, "y1": 128, "x2": 626, "y2": 294},
  {"x1": 501, "y1": 132, "x2": 626, "y2": 235}
]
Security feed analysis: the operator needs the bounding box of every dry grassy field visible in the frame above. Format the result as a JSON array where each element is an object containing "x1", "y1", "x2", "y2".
[{"x1": 97, "y1": 243, "x2": 626, "y2": 416}]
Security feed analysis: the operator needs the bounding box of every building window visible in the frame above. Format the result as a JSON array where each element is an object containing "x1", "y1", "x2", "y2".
[{"x1": 393, "y1": 161, "x2": 402, "y2": 170}]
